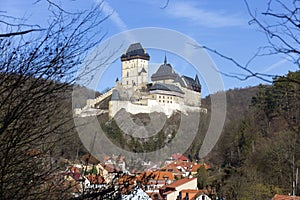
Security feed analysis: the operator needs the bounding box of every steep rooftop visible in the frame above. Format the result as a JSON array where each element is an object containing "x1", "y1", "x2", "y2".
[{"x1": 121, "y1": 42, "x2": 150, "y2": 61}]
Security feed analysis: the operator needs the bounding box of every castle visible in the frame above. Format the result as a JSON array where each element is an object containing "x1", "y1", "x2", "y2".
[{"x1": 76, "y1": 43, "x2": 206, "y2": 118}]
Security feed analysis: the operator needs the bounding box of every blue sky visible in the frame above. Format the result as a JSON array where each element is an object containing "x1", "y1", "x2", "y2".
[{"x1": 1, "y1": 0, "x2": 298, "y2": 97}]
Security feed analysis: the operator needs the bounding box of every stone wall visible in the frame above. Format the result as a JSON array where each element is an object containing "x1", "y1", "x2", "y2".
[{"x1": 182, "y1": 88, "x2": 201, "y2": 107}]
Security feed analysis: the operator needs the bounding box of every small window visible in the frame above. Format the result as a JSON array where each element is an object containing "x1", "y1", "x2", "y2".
[
  {"x1": 163, "y1": 96, "x2": 165, "y2": 99},
  {"x1": 170, "y1": 101, "x2": 172, "y2": 103},
  {"x1": 127, "y1": 81, "x2": 128, "y2": 85},
  {"x1": 163, "y1": 100, "x2": 165, "y2": 103},
  {"x1": 159, "y1": 96, "x2": 161, "y2": 98},
  {"x1": 159, "y1": 100, "x2": 161, "y2": 102},
  {"x1": 167, "y1": 101, "x2": 169, "y2": 103}
]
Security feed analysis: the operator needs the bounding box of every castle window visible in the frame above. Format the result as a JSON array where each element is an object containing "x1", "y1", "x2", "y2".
[
  {"x1": 163, "y1": 100, "x2": 165, "y2": 103},
  {"x1": 159, "y1": 96, "x2": 161, "y2": 98},
  {"x1": 159, "y1": 100, "x2": 161, "y2": 103},
  {"x1": 170, "y1": 101, "x2": 172, "y2": 103},
  {"x1": 163, "y1": 96, "x2": 165, "y2": 99},
  {"x1": 127, "y1": 81, "x2": 128, "y2": 85},
  {"x1": 127, "y1": 71, "x2": 129, "y2": 77},
  {"x1": 167, "y1": 101, "x2": 169, "y2": 103}
]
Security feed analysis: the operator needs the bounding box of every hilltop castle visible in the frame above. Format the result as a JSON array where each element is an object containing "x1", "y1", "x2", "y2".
[
  {"x1": 109, "y1": 43, "x2": 205, "y2": 118},
  {"x1": 76, "y1": 43, "x2": 206, "y2": 118}
]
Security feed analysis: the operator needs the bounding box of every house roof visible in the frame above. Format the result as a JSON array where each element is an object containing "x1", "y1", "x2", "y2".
[
  {"x1": 119, "y1": 175, "x2": 136, "y2": 185},
  {"x1": 137, "y1": 171, "x2": 175, "y2": 182},
  {"x1": 272, "y1": 194, "x2": 300, "y2": 200},
  {"x1": 101, "y1": 163, "x2": 121, "y2": 173},
  {"x1": 172, "y1": 153, "x2": 189, "y2": 161},
  {"x1": 85, "y1": 174, "x2": 106, "y2": 184},
  {"x1": 162, "y1": 177, "x2": 196, "y2": 189},
  {"x1": 69, "y1": 166, "x2": 81, "y2": 174},
  {"x1": 191, "y1": 163, "x2": 211, "y2": 172},
  {"x1": 180, "y1": 189, "x2": 203, "y2": 200}
]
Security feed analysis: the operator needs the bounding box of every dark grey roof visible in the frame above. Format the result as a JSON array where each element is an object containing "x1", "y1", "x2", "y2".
[
  {"x1": 173, "y1": 75, "x2": 185, "y2": 87},
  {"x1": 151, "y1": 57, "x2": 181, "y2": 82},
  {"x1": 149, "y1": 83, "x2": 184, "y2": 94},
  {"x1": 140, "y1": 67, "x2": 147, "y2": 73},
  {"x1": 121, "y1": 43, "x2": 150, "y2": 61},
  {"x1": 182, "y1": 75, "x2": 201, "y2": 92}
]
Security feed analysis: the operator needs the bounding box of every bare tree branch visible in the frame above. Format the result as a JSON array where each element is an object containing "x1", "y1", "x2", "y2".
[{"x1": 0, "y1": 29, "x2": 45, "y2": 37}]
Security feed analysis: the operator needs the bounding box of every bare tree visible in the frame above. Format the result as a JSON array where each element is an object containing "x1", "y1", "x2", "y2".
[
  {"x1": 0, "y1": 1, "x2": 110, "y2": 199},
  {"x1": 193, "y1": 0, "x2": 300, "y2": 84}
]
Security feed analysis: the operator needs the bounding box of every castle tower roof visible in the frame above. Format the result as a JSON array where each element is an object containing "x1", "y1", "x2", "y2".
[
  {"x1": 151, "y1": 55, "x2": 181, "y2": 82},
  {"x1": 121, "y1": 42, "x2": 150, "y2": 61}
]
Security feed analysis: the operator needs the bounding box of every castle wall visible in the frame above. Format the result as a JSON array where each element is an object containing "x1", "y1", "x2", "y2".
[
  {"x1": 182, "y1": 88, "x2": 201, "y2": 107},
  {"x1": 109, "y1": 99, "x2": 205, "y2": 118},
  {"x1": 109, "y1": 99, "x2": 183, "y2": 118}
]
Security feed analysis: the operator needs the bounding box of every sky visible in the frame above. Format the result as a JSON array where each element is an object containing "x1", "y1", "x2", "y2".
[{"x1": 1, "y1": 0, "x2": 298, "y2": 97}]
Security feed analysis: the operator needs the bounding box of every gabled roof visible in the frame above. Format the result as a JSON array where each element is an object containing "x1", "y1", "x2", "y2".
[
  {"x1": 101, "y1": 163, "x2": 121, "y2": 173},
  {"x1": 160, "y1": 163, "x2": 183, "y2": 174},
  {"x1": 172, "y1": 153, "x2": 189, "y2": 161},
  {"x1": 180, "y1": 189, "x2": 204, "y2": 200},
  {"x1": 151, "y1": 63, "x2": 180, "y2": 82},
  {"x1": 162, "y1": 177, "x2": 196, "y2": 189},
  {"x1": 190, "y1": 163, "x2": 211, "y2": 173},
  {"x1": 137, "y1": 171, "x2": 175, "y2": 182},
  {"x1": 85, "y1": 174, "x2": 106, "y2": 184}
]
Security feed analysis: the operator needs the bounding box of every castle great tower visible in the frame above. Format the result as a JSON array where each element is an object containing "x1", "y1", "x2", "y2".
[{"x1": 120, "y1": 43, "x2": 150, "y2": 89}]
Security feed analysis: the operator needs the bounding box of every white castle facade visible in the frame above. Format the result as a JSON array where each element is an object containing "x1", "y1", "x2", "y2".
[
  {"x1": 109, "y1": 43, "x2": 206, "y2": 118},
  {"x1": 75, "y1": 43, "x2": 206, "y2": 118}
]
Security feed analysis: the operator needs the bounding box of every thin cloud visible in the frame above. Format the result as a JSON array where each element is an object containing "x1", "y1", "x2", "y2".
[
  {"x1": 262, "y1": 58, "x2": 288, "y2": 73},
  {"x1": 96, "y1": 0, "x2": 136, "y2": 41},
  {"x1": 100, "y1": 1, "x2": 128, "y2": 31},
  {"x1": 166, "y1": 1, "x2": 244, "y2": 28}
]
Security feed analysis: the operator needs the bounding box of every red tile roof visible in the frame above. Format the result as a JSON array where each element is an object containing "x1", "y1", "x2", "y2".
[
  {"x1": 160, "y1": 163, "x2": 182, "y2": 174},
  {"x1": 69, "y1": 166, "x2": 81, "y2": 174},
  {"x1": 162, "y1": 177, "x2": 196, "y2": 189},
  {"x1": 138, "y1": 171, "x2": 175, "y2": 182},
  {"x1": 85, "y1": 174, "x2": 106, "y2": 184},
  {"x1": 172, "y1": 153, "x2": 189, "y2": 161},
  {"x1": 272, "y1": 194, "x2": 300, "y2": 200},
  {"x1": 101, "y1": 163, "x2": 120, "y2": 173},
  {"x1": 191, "y1": 163, "x2": 211, "y2": 172},
  {"x1": 119, "y1": 175, "x2": 136, "y2": 185},
  {"x1": 180, "y1": 189, "x2": 202, "y2": 200}
]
